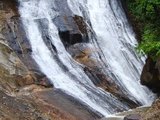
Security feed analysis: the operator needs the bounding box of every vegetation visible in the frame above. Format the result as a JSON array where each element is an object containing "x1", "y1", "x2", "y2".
[{"x1": 126, "y1": 0, "x2": 160, "y2": 59}]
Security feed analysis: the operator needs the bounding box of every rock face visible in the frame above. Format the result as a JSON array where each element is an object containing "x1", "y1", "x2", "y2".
[
  {"x1": 1, "y1": 12, "x2": 53, "y2": 89},
  {"x1": 0, "y1": 90, "x2": 77, "y2": 120},
  {"x1": 0, "y1": 1, "x2": 102, "y2": 120},
  {"x1": 141, "y1": 57, "x2": 160, "y2": 93},
  {"x1": 1, "y1": 0, "x2": 158, "y2": 119},
  {"x1": 54, "y1": 15, "x2": 89, "y2": 47},
  {"x1": 52, "y1": 0, "x2": 89, "y2": 47}
]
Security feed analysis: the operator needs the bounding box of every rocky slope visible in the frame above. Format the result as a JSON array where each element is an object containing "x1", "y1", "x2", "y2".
[
  {"x1": 0, "y1": 0, "x2": 103, "y2": 120},
  {"x1": 0, "y1": 0, "x2": 160, "y2": 120}
]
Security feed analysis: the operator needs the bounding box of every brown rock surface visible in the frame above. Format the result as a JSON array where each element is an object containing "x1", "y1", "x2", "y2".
[
  {"x1": 0, "y1": 1, "x2": 101, "y2": 120},
  {"x1": 0, "y1": 89, "x2": 78, "y2": 120},
  {"x1": 101, "y1": 98, "x2": 160, "y2": 120},
  {"x1": 125, "y1": 99, "x2": 160, "y2": 120}
]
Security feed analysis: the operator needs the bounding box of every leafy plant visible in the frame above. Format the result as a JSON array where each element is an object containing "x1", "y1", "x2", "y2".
[{"x1": 126, "y1": 0, "x2": 160, "y2": 59}]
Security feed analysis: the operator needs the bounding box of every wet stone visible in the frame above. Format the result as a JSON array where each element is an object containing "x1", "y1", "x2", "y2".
[{"x1": 124, "y1": 114, "x2": 141, "y2": 120}]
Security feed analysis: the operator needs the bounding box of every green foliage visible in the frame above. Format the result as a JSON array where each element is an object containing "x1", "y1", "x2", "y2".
[
  {"x1": 137, "y1": 41, "x2": 160, "y2": 59},
  {"x1": 126, "y1": 0, "x2": 160, "y2": 59}
]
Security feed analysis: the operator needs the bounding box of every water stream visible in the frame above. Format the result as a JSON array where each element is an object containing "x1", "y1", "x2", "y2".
[{"x1": 18, "y1": 0, "x2": 155, "y2": 117}]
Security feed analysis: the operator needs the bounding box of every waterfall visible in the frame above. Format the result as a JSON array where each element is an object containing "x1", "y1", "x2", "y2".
[
  {"x1": 18, "y1": 0, "x2": 155, "y2": 117},
  {"x1": 67, "y1": 0, "x2": 155, "y2": 104}
]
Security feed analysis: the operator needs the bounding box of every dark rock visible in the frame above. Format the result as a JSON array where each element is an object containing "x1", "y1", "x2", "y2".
[
  {"x1": 52, "y1": 0, "x2": 85, "y2": 47},
  {"x1": 124, "y1": 114, "x2": 141, "y2": 120},
  {"x1": 2, "y1": 16, "x2": 43, "y2": 71},
  {"x1": 73, "y1": 15, "x2": 88, "y2": 35},
  {"x1": 155, "y1": 57, "x2": 160, "y2": 76},
  {"x1": 15, "y1": 71, "x2": 53, "y2": 88},
  {"x1": 33, "y1": 71, "x2": 53, "y2": 88},
  {"x1": 0, "y1": 0, "x2": 19, "y2": 15},
  {"x1": 141, "y1": 57, "x2": 160, "y2": 93},
  {"x1": 1, "y1": 8, "x2": 53, "y2": 89},
  {"x1": 54, "y1": 16, "x2": 84, "y2": 47},
  {"x1": 2, "y1": 17, "x2": 32, "y2": 55},
  {"x1": 51, "y1": 0, "x2": 89, "y2": 47}
]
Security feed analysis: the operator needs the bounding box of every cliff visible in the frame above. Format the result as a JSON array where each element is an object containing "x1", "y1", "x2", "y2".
[{"x1": 0, "y1": 1, "x2": 101, "y2": 120}]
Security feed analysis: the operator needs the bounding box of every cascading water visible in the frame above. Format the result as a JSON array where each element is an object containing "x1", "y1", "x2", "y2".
[
  {"x1": 18, "y1": 0, "x2": 155, "y2": 117},
  {"x1": 67, "y1": 0, "x2": 155, "y2": 105}
]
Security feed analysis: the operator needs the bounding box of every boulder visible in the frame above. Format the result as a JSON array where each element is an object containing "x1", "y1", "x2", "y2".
[
  {"x1": 141, "y1": 57, "x2": 160, "y2": 93},
  {"x1": 0, "y1": 1, "x2": 103, "y2": 119},
  {"x1": 52, "y1": 0, "x2": 89, "y2": 47},
  {"x1": 124, "y1": 114, "x2": 141, "y2": 120},
  {"x1": 54, "y1": 15, "x2": 88, "y2": 47},
  {"x1": 0, "y1": 0, "x2": 53, "y2": 91}
]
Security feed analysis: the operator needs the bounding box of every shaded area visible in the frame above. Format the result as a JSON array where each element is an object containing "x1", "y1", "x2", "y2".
[{"x1": 141, "y1": 57, "x2": 160, "y2": 94}]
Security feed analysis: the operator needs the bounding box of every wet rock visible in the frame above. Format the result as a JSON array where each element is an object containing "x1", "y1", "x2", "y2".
[
  {"x1": 69, "y1": 43, "x2": 140, "y2": 108},
  {"x1": 0, "y1": 1, "x2": 103, "y2": 119},
  {"x1": 2, "y1": 18, "x2": 53, "y2": 89},
  {"x1": 54, "y1": 16, "x2": 83, "y2": 47},
  {"x1": 2, "y1": 16, "x2": 32, "y2": 54},
  {"x1": 2, "y1": 15, "x2": 41, "y2": 72},
  {"x1": 84, "y1": 67, "x2": 140, "y2": 108},
  {"x1": 52, "y1": 0, "x2": 89, "y2": 47},
  {"x1": 33, "y1": 71, "x2": 53, "y2": 87},
  {"x1": 0, "y1": 90, "x2": 78, "y2": 120},
  {"x1": 54, "y1": 0, "x2": 73, "y2": 16},
  {"x1": 141, "y1": 57, "x2": 160, "y2": 93},
  {"x1": 73, "y1": 15, "x2": 88, "y2": 35},
  {"x1": 34, "y1": 89, "x2": 102, "y2": 120},
  {"x1": 36, "y1": 18, "x2": 58, "y2": 54},
  {"x1": 0, "y1": 0, "x2": 53, "y2": 90},
  {"x1": 124, "y1": 114, "x2": 141, "y2": 120},
  {"x1": 0, "y1": 42, "x2": 27, "y2": 93},
  {"x1": 120, "y1": 0, "x2": 141, "y2": 42},
  {"x1": 0, "y1": 1, "x2": 87, "y2": 120}
]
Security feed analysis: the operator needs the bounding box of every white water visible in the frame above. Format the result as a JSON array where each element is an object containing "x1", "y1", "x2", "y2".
[
  {"x1": 18, "y1": 0, "x2": 155, "y2": 117},
  {"x1": 67, "y1": 0, "x2": 155, "y2": 104}
]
